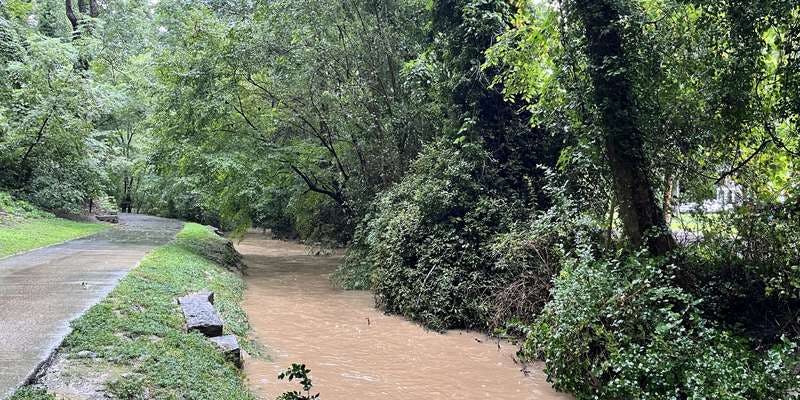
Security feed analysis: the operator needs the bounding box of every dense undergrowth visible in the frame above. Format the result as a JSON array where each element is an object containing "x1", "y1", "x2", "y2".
[
  {"x1": 335, "y1": 141, "x2": 581, "y2": 331},
  {"x1": 0, "y1": 192, "x2": 107, "y2": 258},
  {"x1": 528, "y1": 250, "x2": 798, "y2": 399},
  {"x1": 7, "y1": 388, "x2": 54, "y2": 400},
  {"x1": 12, "y1": 223, "x2": 255, "y2": 400},
  {"x1": 337, "y1": 182, "x2": 800, "y2": 398}
]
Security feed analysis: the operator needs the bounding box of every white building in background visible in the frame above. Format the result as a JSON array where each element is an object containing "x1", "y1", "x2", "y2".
[{"x1": 677, "y1": 177, "x2": 743, "y2": 214}]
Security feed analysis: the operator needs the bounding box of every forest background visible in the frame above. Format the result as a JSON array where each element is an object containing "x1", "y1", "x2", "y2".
[{"x1": 1, "y1": 0, "x2": 798, "y2": 398}]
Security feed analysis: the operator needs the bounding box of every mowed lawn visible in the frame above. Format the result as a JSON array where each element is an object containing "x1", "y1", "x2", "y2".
[{"x1": 0, "y1": 218, "x2": 108, "y2": 259}]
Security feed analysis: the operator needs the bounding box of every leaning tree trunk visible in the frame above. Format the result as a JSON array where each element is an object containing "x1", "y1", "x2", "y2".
[{"x1": 573, "y1": 0, "x2": 675, "y2": 255}]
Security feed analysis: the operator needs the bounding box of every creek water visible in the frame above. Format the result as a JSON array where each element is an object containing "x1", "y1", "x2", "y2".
[{"x1": 238, "y1": 235, "x2": 571, "y2": 400}]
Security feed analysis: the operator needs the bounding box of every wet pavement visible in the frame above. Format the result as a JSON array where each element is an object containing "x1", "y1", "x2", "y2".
[
  {"x1": 0, "y1": 214, "x2": 182, "y2": 399},
  {"x1": 238, "y1": 235, "x2": 572, "y2": 400}
]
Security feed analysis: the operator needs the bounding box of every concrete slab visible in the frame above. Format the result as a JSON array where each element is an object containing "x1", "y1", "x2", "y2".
[{"x1": 0, "y1": 214, "x2": 182, "y2": 399}]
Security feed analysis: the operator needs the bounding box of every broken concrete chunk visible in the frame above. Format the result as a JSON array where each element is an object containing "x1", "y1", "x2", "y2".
[
  {"x1": 178, "y1": 292, "x2": 223, "y2": 337},
  {"x1": 209, "y1": 335, "x2": 242, "y2": 368}
]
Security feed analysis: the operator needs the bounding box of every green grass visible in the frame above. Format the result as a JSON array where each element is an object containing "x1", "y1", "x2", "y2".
[
  {"x1": 0, "y1": 218, "x2": 108, "y2": 258},
  {"x1": 177, "y1": 222, "x2": 216, "y2": 241},
  {"x1": 0, "y1": 191, "x2": 108, "y2": 258},
  {"x1": 14, "y1": 223, "x2": 255, "y2": 400},
  {"x1": 8, "y1": 387, "x2": 54, "y2": 400},
  {"x1": 670, "y1": 212, "x2": 722, "y2": 232}
]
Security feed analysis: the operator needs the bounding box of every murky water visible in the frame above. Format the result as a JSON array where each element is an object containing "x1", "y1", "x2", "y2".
[{"x1": 238, "y1": 235, "x2": 571, "y2": 400}]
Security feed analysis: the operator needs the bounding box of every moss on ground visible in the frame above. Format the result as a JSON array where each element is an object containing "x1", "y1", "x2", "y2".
[{"x1": 14, "y1": 223, "x2": 256, "y2": 400}]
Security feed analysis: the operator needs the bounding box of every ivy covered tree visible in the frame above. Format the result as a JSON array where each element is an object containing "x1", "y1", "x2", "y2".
[{"x1": 486, "y1": 1, "x2": 799, "y2": 397}]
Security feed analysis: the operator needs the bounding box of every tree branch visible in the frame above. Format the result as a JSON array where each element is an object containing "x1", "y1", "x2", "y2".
[
  {"x1": 764, "y1": 120, "x2": 799, "y2": 157},
  {"x1": 715, "y1": 138, "x2": 772, "y2": 185},
  {"x1": 19, "y1": 113, "x2": 52, "y2": 183},
  {"x1": 288, "y1": 164, "x2": 343, "y2": 205}
]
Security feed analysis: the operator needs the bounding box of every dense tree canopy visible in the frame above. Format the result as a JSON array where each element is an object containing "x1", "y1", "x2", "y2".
[{"x1": 1, "y1": 0, "x2": 798, "y2": 398}]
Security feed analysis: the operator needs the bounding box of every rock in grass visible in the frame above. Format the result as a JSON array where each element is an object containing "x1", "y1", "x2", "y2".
[
  {"x1": 178, "y1": 292, "x2": 223, "y2": 337},
  {"x1": 209, "y1": 335, "x2": 242, "y2": 368},
  {"x1": 207, "y1": 225, "x2": 225, "y2": 237}
]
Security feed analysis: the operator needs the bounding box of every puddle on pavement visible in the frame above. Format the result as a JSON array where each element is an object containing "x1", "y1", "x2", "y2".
[{"x1": 237, "y1": 235, "x2": 571, "y2": 400}]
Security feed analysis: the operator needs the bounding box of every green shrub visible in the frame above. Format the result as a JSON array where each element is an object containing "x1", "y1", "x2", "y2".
[
  {"x1": 332, "y1": 229, "x2": 374, "y2": 290},
  {"x1": 731, "y1": 195, "x2": 800, "y2": 300},
  {"x1": 8, "y1": 387, "x2": 54, "y2": 400},
  {"x1": 355, "y1": 141, "x2": 526, "y2": 330},
  {"x1": 277, "y1": 363, "x2": 320, "y2": 400},
  {"x1": 487, "y1": 176, "x2": 606, "y2": 329},
  {"x1": 678, "y1": 195, "x2": 800, "y2": 349},
  {"x1": 529, "y1": 251, "x2": 799, "y2": 399},
  {"x1": 336, "y1": 141, "x2": 590, "y2": 331},
  {"x1": 0, "y1": 191, "x2": 51, "y2": 218},
  {"x1": 727, "y1": 195, "x2": 800, "y2": 302}
]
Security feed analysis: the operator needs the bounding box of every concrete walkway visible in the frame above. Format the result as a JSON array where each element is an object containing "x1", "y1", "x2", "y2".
[{"x1": 0, "y1": 214, "x2": 182, "y2": 399}]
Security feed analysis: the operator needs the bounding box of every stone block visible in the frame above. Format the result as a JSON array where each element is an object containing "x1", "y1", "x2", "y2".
[
  {"x1": 178, "y1": 291, "x2": 215, "y2": 305},
  {"x1": 178, "y1": 292, "x2": 223, "y2": 337},
  {"x1": 209, "y1": 335, "x2": 242, "y2": 368}
]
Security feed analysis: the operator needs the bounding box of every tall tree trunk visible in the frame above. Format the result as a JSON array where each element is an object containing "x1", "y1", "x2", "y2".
[
  {"x1": 574, "y1": 0, "x2": 675, "y2": 255},
  {"x1": 65, "y1": 0, "x2": 79, "y2": 37},
  {"x1": 89, "y1": 0, "x2": 98, "y2": 17},
  {"x1": 65, "y1": 0, "x2": 98, "y2": 61}
]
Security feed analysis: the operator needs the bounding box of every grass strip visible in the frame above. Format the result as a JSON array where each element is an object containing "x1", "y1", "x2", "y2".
[{"x1": 11, "y1": 223, "x2": 255, "y2": 400}]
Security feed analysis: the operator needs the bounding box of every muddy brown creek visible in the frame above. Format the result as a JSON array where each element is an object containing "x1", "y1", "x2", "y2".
[{"x1": 238, "y1": 235, "x2": 571, "y2": 400}]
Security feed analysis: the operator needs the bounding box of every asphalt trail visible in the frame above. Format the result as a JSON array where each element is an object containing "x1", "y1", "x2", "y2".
[{"x1": 0, "y1": 214, "x2": 181, "y2": 399}]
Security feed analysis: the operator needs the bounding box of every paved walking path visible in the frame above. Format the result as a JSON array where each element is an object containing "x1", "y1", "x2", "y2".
[{"x1": 0, "y1": 214, "x2": 182, "y2": 399}]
